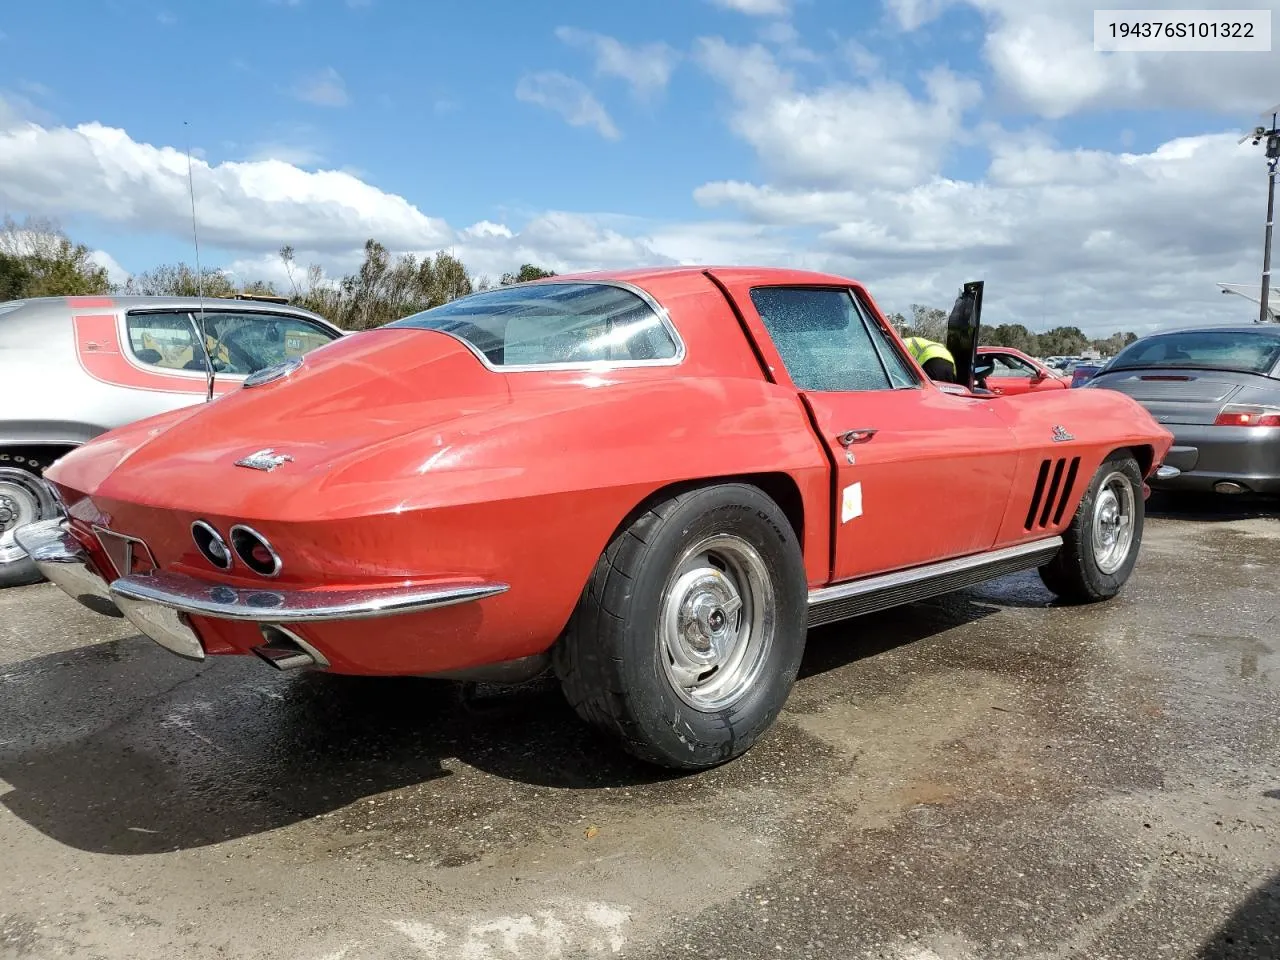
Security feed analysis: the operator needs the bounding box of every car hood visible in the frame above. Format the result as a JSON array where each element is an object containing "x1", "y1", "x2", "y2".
[
  {"x1": 1085, "y1": 367, "x2": 1269, "y2": 425},
  {"x1": 48, "y1": 329, "x2": 514, "y2": 520}
]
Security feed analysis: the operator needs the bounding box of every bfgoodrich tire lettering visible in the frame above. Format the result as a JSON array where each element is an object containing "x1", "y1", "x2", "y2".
[
  {"x1": 553, "y1": 483, "x2": 808, "y2": 770},
  {"x1": 1038, "y1": 451, "x2": 1144, "y2": 603}
]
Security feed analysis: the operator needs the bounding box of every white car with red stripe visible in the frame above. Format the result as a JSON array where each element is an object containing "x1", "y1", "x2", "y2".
[{"x1": 0, "y1": 295, "x2": 344, "y2": 585}]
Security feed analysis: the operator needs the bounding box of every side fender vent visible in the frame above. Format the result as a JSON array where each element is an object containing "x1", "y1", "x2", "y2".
[{"x1": 1025, "y1": 456, "x2": 1081, "y2": 530}]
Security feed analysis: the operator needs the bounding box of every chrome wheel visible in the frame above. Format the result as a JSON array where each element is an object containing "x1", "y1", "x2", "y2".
[
  {"x1": 0, "y1": 467, "x2": 57, "y2": 566},
  {"x1": 1091, "y1": 470, "x2": 1136, "y2": 575},
  {"x1": 658, "y1": 533, "x2": 775, "y2": 712}
]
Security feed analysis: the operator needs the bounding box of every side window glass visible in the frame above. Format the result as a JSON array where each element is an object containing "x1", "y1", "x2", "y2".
[
  {"x1": 749, "y1": 287, "x2": 893, "y2": 392},
  {"x1": 989, "y1": 354, "x2": 1035, "y2": 377},
  {"x1": 126, "y1": 312, "x2": 200, "y2": 370},
  {"x1": 855, "y1": 295, "x2": 919, "y2": 388},
  {"x1": 195, "y1": 313, "x2": 338, "y2": 374}
]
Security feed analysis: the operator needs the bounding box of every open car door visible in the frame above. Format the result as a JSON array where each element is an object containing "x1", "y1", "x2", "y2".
[{"x1": 945, "y1": 280, "x2": 988, "y2": 392}]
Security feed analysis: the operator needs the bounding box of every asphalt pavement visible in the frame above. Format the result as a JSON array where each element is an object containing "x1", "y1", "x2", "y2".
[{"x1": 1, "y1": 495, "x2": 1277, "y2": 960}]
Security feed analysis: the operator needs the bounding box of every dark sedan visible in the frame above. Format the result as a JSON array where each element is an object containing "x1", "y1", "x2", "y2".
[{"x1": 1083, "y1": 325, "x2": 1280, "y2": 495}]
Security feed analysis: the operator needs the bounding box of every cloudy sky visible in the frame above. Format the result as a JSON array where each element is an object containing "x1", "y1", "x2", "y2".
[{"x1": 1, "y1": 0, "x2": 1278, "y2": 334}]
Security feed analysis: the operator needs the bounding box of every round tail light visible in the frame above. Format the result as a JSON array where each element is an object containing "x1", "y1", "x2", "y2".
[
  {"x1": 230, "y1": 525, "x2": 282, "y2": 577},
  {"x1": 191, "y1": 521, "x2": 233, "y2": 570}
]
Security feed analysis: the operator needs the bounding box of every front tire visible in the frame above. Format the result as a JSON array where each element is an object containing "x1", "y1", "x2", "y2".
[
  {"x1": 553, "y1": 483, "x2": 808, "y2": 770},
  {"x1": 1038, "y1": 451, "x2": 1144, "y2": 603}
]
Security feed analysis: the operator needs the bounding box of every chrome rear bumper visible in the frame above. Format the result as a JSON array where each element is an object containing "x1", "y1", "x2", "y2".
[
  {"x1": 13, "y1": 519, "x2": 122, "y2": 617},
  {"x1": 18, "y1": 519, "x2": 509, "y2": 664},
  {"x1": 108, "y1": 571, "x2": 508, "y2": 622}
]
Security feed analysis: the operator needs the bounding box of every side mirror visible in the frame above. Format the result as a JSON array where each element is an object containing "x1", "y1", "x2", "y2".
[
  {"x1": 1031, "y1": 368, "x2": 1046, "y2": 382},
  {"x1": 973, "y1": 359, "x2": 995, "y2": 379}
]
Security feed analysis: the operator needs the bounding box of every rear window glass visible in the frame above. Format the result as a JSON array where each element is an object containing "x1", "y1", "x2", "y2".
[
  {"x1": 387, "y1": 282, "x2": 680, "y2": 367},
  {"x1": 1108, "y1": 330, "x2": 1280, "y2": 375}
]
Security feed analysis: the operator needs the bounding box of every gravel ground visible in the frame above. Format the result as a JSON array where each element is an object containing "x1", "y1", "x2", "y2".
[{"x1": 1, "y1": 495, "x2": 1277, "y2": 960}]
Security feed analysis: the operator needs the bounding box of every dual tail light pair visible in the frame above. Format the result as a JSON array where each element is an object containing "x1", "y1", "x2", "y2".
[{"x1": 191, "y1": 521, "x2": 280, "y2": 577}]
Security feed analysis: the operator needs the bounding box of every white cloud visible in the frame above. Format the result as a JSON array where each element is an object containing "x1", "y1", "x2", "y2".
[
  {"x1": 696, "y1": 130, "x2": 1268, "y2": 333},
  {"x1": 246, "y1": 141, "x2": 326, "y2": 166},
  {"x1": 884, "y1": 0, "x2": 1280, "y2": 118},
  {"x1": 515, "y1": 71, "x2": 620, "y2": 140},
  {"x1": 87, "y1": 249, "x2": 128, "y2": 286},
  {"x1": 756, "y1": 20, "x2": 819, "y2": 63},
  {"x1": 707, "y1": 0, "x2": 790, "y2": 15},
  {"x1": 291, "y1": 67, "x2": 349, "y2": 107},
  {"x1": 0, "y1": 110, "x2": 450, "y2": 253},
  {"x1": 554, "y1": 27, "x2": 680, "y2": 100},
  {"x1": 696, "y1": 38, "x2": 981, "y2": 189}
]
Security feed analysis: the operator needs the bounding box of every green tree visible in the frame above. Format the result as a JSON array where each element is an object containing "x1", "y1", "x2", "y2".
[
  {"x1": 279, "y1": 241, "x2": 476, "y2": 330},
  {"x1": 1036, "y1": 325, "x2": 1090, "y2": 357},
  {"x1": 0, "y1": 252, "x2": 33, "y2": 301},
  {"x1": 906, "y1": 303, "x2": 949, "y2": 341},
  {"x1": 0, "y1": 215, "x2": 110, "y2": 297},
  {"x1": 122, "y1": 262, "x2": 239, "y2": 298},
  {"x1": 500, "y1": 263, "x2": 556, "y2": 285},
  {"x1": 982, "y1": 323, "x2": 1038, "y2": 354}
]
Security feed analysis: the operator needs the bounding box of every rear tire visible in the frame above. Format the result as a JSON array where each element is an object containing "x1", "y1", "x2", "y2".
[
  {"x1": 1038, "y1": 451, "x2": 1144, "y2": 603},
  {"x1": 553, "y1": 483, "x2": 808, "y2": 770},
  {"x1": 0, "y1": 450, "x2": 67, "y2": 588}
]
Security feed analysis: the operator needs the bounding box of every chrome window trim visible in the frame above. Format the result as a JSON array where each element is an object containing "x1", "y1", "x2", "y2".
[
  {"x1": 229, "y1": 523, "x2": 283, "y2": 578},
  {"x1": 850, "y1": 288, "x2": 923, "y2": 390},
  {"x1": 390, "y1": 278, "x2": 687, "y2": 373},
  {"x1": 191, "y1": 520, "x2": 234, "y2": 570}
]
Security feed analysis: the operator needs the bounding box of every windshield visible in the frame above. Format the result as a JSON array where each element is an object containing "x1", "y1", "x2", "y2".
[
  {"x1": 387, "y1": 281, "x2": 680, "y2": 367},
  {"x1": 1106, "y1": 329, "x2": 1280, "y2": 376}
]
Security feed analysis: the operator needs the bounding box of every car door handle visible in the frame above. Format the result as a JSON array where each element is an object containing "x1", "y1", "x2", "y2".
[{"x1": 838, "y1": 428, "x2": 878, "y2": 446}]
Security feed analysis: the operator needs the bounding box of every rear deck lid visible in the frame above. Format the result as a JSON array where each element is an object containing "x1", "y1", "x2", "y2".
[{"x1": 1088, "y1": 369, "x2": 1246, "y2": 424}]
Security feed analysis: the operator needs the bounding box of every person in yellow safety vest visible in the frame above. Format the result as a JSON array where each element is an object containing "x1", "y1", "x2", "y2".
[{"x1": 903, "y1": 336, "x2": 959, "y2": 384}]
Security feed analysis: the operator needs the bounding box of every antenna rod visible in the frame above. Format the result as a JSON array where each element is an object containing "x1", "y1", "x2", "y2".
[{"x1": 184, "y1": 121, "x2": 215, "y2": 400}]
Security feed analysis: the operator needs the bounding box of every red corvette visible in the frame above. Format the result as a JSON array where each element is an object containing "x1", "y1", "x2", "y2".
[
  {"x1": 976, "y1": 346, "x2": 1069, "y2": 396},
  {"x1": 19, "y1": 268, "x2": 1173, "y2": 769}
]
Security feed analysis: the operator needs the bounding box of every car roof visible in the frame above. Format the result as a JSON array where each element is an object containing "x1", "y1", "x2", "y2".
[
  {"x1": 0, "y1": 295, "x2": 339, "y2": 330},
  {"x1": 534, "y1": 265, "x2": 866, "y2": 288},
  {"x1": 1131, "y1": 324, "x2": 1280, "y2": 338}
]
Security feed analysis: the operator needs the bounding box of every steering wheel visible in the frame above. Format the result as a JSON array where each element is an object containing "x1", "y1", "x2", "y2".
[{"x1": 218, "y1": 331, "x2": 265, "y2": 373}]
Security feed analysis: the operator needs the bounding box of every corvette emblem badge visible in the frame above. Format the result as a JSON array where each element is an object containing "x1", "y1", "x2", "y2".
[
  {"x1": 235, "y1": 448, "x2": 294, "y2": 472},
  {"x1": 1051, "y1": 425, "x2": 1074, "y2": 442}
]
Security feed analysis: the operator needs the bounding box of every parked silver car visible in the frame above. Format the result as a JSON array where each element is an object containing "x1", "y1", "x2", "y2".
[
  {"x1": 0, "y1": 295, "x2": 344, "y2": 585},
  {"x1": 1083, "y1": 324, "x2": 1280, "y2": 495}
]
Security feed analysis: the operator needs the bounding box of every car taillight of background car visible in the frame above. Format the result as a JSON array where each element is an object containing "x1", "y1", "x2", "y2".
[{"x1": 1212, "y1": 404, "x2": 1280, "y2": 427}]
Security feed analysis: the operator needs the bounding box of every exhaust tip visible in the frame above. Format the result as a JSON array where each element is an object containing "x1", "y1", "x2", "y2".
[
  {"x1": 252, "y1": 624, "x2": 329, "y2": 671},
  {"x1": 1213, "y1": 481, "x2": 1249, "y2": 495},
  {"x1": 230, "y1": 524, "x2": 281, "y2": 577}
]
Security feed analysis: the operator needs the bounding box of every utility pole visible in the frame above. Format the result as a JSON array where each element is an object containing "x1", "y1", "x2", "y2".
[{"x1": 1245, "y1": 106, "x2": 1280, "y2": 322}]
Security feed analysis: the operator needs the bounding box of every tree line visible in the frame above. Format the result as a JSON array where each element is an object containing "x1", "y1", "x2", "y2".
[
  {"x1": 2, "y1": 215, "x2": 1139, "y2": 353},
  {"x1": 889, "y1": 304, "x2": 1137, "y2": 359},
  {"x1": 0, "y1": 216, "x2": 555, "y2": 331}
]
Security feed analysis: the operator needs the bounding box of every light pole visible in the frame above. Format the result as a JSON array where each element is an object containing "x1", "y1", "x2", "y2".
[{"x1": 1245, "y1": 107, "x2": 1280, "y2": 323}]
